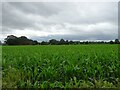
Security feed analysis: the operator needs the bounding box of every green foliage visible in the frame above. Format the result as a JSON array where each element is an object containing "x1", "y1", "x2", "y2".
[
  {"x1": 2, "y1": 44, "x2": 120, "y2": 88},
  {"x1": 4, "y1": 35, "x2": 39, "y2": 45}
]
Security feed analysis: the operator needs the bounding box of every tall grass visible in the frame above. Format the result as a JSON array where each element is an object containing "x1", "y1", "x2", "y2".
[{"x1": 2, "y1": 44, "x2": 120, "y2": 88}]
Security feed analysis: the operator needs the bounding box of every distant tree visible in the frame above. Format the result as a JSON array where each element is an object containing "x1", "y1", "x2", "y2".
[
  {"x1": 101, "y1": 41, "x2": 105, "y2": 44},
  {"x1": 80, "y1": 41, "x2": 84, "y2": 44},
  {"x1": 33, "y1": 40, "x2": 39, "y2": 45},
  {"x1": 19, "y1": 36, "x2": 28, "y2": 39},
  {"x1": 0, "y1": 41, "x2": 2, "y2": 45},
  {"x1": 115, "y1": 39, "x2": 119, "y2": 44},
  {"x1": 4, "y1": 35, "x2": 17, "y2": 45},
  {"x1": 49, "y1": 39, "x2": 58, "y2": 45},
  {"x1": 18, "y1": 36, "x2": 30, "y2": 45},
  {"x1": 59, "y1": 39, "x2": 65, "y2": 45},
  {"x1": 41, "y1": 41, "x2": 48, "y2": 45},
  {"x1": 5, "y1": 36, "x2": 18, "y2": 45},
  {"x1": 4, "y1": 35, "x2": 38, "y2": 45},
  {"x1": 69, "y1": 40, "x2": 74, "y2": 45},
  {"x1": 85, "y1": 41, "x2": 89, "y2": 44},
  {"x1": 65, "y1": 40, "x2": 69, "y2": 45},
  {"x1": 110, "y1": 40, "x2": 114, "y2": 44}
]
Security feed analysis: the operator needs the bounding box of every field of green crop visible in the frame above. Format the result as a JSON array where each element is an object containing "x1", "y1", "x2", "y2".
[{"x1": 2, "y1": 44, "x2": 120, "y2": 88}]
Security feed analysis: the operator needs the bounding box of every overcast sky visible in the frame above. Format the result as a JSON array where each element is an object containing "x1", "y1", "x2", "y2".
[{"x1": 1, "y1": 2, "x2": 118, "y2": 42}]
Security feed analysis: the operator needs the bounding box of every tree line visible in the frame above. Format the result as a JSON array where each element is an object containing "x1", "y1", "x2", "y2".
[{"x1": 1, "y1": 35, "x2": 120, "y2": 45}]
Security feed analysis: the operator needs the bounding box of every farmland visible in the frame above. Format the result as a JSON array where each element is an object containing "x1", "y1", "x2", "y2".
[{"x1": 2, "y1": 44, "x2": 120, "y2": 88}]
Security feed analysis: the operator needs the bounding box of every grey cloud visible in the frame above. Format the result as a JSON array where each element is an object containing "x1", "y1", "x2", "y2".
[
  {"x1": 2, "y1": 26, "x2": 14, "y2": 34},
  {"x1": 2, "y1": 2, "x2": 118, "y2": 41},
  {"x1": 2, "y1": 2, "x2": 35, "y2": 29},
  {"x1": 50, "y1": 2, "x2": 117, "y2": 25},
  {"x1": 8, "y1": 2, "x2": 63, "y2": 17}
]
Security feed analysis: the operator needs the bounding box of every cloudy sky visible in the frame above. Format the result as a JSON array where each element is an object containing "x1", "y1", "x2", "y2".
[{"x1": 1, "y1": 2, "x2": 118, "y2": 42}]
